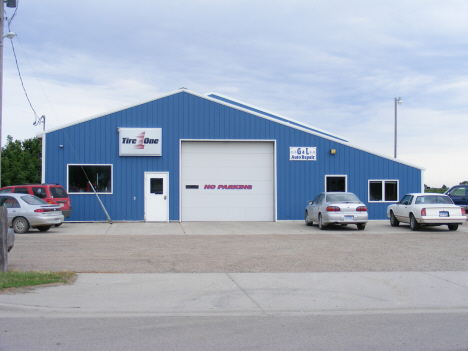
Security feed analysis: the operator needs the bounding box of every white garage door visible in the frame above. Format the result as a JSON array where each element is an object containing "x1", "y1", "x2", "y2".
[{"x1": 181, "y1": 141, "x2": 275, "y2": 221}]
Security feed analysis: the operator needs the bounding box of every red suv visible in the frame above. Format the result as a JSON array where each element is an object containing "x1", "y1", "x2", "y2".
[{"x1": 0, "y1": 184, "x2": 72, "y2": 219}]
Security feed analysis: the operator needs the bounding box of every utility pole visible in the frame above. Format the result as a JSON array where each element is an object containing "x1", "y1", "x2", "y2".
[
  {"x1": 394, "y1": 97, "x2": 402, "y2": 158},
  {"x1": 0, "y1": 0, "x2": 17, "y2": 187},
  {"x1": 0, "y1": 1, "x2": 5, "y2": 188},
  {"x1": 0, "y1": 1, "x2": 17, "y2": 272}
]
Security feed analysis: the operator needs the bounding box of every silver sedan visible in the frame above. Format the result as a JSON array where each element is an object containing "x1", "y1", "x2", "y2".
[
  {"x1": 305, "y1": 192, "x2": 368, "y2": 230},
  {"x1": 0, "y1": 193, "x2": 64, "y2": 233}
]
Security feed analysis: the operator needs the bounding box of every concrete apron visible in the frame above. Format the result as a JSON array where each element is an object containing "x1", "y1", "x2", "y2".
[
  {"x1": 50, "y1": 220, "x2": 468, "y2": 236},
  {"x1": 1, "y1": 272, "x2": 468, "y2": 317}
]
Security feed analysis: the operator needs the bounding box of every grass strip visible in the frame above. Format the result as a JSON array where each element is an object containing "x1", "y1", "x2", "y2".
[{"x1": 0, "y1": 271, "x2": 75, "y2": 291}]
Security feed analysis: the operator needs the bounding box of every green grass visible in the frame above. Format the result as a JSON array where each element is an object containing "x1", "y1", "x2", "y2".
[
  {"x1": 0, "y1": 271, "x2": 75, "y2": 291},
  {"x1": 425, "y1": 188, "x2": 448, "y2": 193}
]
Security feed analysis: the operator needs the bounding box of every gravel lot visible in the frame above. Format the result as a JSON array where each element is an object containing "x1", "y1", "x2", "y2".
[{"x1": 7, "y1": 220, "x2": 468, "y2": 273}]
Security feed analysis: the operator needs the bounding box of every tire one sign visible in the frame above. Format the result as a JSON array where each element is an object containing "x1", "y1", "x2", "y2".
[{"x1": 119, "y1": 128, "x2": 162, "y2": 156}]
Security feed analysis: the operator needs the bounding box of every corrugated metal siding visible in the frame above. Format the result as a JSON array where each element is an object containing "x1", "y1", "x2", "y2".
[{"x1": 45, "y1": 91, "x2": 422, "y2": 222}]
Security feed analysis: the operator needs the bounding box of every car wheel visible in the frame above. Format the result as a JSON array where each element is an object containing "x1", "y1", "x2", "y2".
[
  {"x1": 409, "y1": 214, "x2": 420, "y2": 231},
  {"x1": 357, "y1": 223, "x2": 366, "y2": 230},
  {"x1": 318, "y1": 214, "x2": 326, "y2": 230},
  {"x1": 12, "y1": 217, "x2": 30, "y2": 234},
  {"x1": 305, "y1": 211, "x2": 313, "y2": 226},
  {"x1": 55, "y1": 223, "x2": 63, "y2": 227},
  {"x1": 390, "y1": 211, "x2": 399, "y2": 227},
  {"x1": 37, "y1": 226, "x2": 52, "y2": 232},
  {"x1": 448, "y1": 224, "x2": 459, "y2": 231}
]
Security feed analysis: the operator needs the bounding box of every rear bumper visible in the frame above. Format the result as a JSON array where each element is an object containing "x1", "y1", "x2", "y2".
[
  {"x1": 418, "y1": 216, "x2": 466, "y2": 225},
  {"x1": 323, "y1": 213, "x2": 368, "y2": 225},
  {"x1": 62, "y1": 208, "x2": 72, "y2": 218},
  {"x1": 20, "y1": 214, "x2": 64, "y2": 228}
]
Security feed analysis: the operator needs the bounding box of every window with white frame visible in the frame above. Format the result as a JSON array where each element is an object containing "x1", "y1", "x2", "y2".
[
  {"x1": 369, "y1": 180, "x2": 398, "y2": 202},
  {"x1": 68, "y1": 164, "x2": 113, "y2": 194},
  {"x1": 325, "y1": 175, "x2": 347, "y2": 192}
]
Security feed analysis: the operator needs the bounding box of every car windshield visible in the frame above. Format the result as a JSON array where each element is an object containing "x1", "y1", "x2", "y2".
[
  {"x1": 415, "y1": 196, "x2": 453, "y2": 205},
  {"x1": 50, "y1": 186, "x2": 68, "y2": 198},
  {"x1": 326, "y1": 194, "x2": 360, "y2": 203},
  {"x1": 20, "y1": 195, "x2": 48, "y2": 205}
]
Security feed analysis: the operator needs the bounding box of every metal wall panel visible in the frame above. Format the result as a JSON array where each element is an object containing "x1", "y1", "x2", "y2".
[{"x1": 44, "y1": 91, "x2": 423, "y2": 222}]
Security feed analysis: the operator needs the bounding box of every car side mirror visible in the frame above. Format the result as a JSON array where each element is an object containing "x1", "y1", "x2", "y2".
[{"x1": 307, "y1": 201, "x2": 312, "y2": 205}]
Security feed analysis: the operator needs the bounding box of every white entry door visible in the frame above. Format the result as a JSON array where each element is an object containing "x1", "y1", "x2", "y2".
[{"x1": 144, "y1": 172, "x2": 169, "y2": 222}]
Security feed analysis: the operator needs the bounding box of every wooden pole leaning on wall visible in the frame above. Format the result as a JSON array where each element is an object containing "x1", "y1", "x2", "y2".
[{"x1": 0, "y1": 206, "x2": 8, "y2": 272}]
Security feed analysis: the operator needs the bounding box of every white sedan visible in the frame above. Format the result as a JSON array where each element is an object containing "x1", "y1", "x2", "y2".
[{"x1": 387, "y1": 193, "x2": 466, "y2": 231}]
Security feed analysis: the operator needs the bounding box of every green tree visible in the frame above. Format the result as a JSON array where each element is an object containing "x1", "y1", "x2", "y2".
[
  {"x1": 460, "y1": 181, "x2": 468, "y2": 185},
  {"x1": 1, "y1": 135, "x2": 42, "y2": 187}
]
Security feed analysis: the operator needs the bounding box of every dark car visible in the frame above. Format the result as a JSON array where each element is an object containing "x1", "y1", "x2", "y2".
[
  {"x1": 445, "y1": 185, "x2": 468, "y2": 211},
  {"x1": 0, "y1": 184, "x2": 72, "y2": 219}
]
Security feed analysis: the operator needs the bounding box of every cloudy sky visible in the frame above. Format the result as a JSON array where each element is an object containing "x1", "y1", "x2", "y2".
[{"x1": 2, "y1": 0, "x2": 467, "y2": 187}]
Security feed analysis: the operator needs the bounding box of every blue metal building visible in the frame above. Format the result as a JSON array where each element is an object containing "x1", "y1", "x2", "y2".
[{"x1": 40, "y1": 90, "x2": 424, "y2": 222}]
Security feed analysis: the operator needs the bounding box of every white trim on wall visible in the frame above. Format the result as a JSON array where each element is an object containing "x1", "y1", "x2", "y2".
[{"x1": 41, "y1": 134, "x2": 46, "y2": 183}]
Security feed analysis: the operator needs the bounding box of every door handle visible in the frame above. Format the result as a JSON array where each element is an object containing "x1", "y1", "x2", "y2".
[{"x1": 164, "y1": 196, "x2": 167, "y2": 200}]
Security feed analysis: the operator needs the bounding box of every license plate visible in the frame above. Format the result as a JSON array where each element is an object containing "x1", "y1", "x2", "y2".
[
  {"x1": 439, "y1": 211, "x2": 449, "y2": 217},
  {"x1": 344, "y1": 215, "x2": 354, "y2": 221},
  {"x1": 54, "y1": 219, "x2": 60, "y2": 223}
]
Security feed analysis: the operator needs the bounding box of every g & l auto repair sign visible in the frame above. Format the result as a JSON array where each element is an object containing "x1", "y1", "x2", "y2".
[
  {"x1": 119, "y1": 128, "x2": 162, "y2": 156},
  {"x1": 290, "y1": 147, "x2": 316, "y2": 161}
]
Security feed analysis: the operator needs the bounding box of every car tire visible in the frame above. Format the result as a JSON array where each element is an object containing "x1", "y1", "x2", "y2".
[
  {"x1": 12, "y1": 217, "x2": 30, "y2": 234},
  {"x1": 305, "y1": 211, "x2": 313, "y2": 226},
  {"x1": 318, "y1": 214, "x2": 326, "y2": 230},
  {"x1": 390, "y1": 211, "x2": 400, "y2": 227},
  {"x1": 37, "y1": 226, "x2": 52, "y2": 232},
  {"x1": 409, "y1": 214, "x2": 420, "y2": 231},
  {"x1": 448, "y1": 224, "x2": 459, "y2": 231},
  {"x1": 357, "y1": 223, "x2": 366, "y2": 230},
  {"x1": 55, "y1": 223, "x2": 63, "y2": 227}
]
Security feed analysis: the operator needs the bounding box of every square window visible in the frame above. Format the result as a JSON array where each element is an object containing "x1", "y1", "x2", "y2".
[
  {"x1": 325, "y1": 175, "x2": 347, "y2": 192},
  {"x1": 68, "y1": 165, "x2": 112, "y2": 193},
  {"x1": 150, "y1": 178, "x2": 163, "y2": 194},
  {"x1": 369, "y1": 180, "x2": 399, "y2": 202},
  {"x1": 369, "y1": 181, "x2": 383, "y2": 201},
  {"x1": 385, "y1": 181, "x2": 398, "y2": 201}
]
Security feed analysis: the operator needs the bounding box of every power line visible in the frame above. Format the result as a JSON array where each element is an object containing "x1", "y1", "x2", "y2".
[
  {"x1": 9, "y1": 38, "x2": 39, "y2": 120},
  {"x1": 5, "y1": 0, "x2": 43, "y2": 126}
]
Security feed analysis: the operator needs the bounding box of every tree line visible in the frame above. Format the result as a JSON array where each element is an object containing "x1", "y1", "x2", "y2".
[{"x1": 1, "y1": 135, "x2": 41, "y2": 187}]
